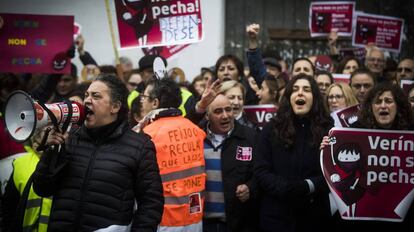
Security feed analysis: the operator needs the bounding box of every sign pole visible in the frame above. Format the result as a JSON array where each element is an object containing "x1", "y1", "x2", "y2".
[{"x1": 105, "y1": 0, "x2": 120, "y2": 65}]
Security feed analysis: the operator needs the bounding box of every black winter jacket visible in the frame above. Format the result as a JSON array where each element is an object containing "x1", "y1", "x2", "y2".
[
  {"x1": 255, "y1": 118, "x2": 333, "y2": 232},
  {"x1": 33, "y1": 120, "x2": 164, "y2": 232}
]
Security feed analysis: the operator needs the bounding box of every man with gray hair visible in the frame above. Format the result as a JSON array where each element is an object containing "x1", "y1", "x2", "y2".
[
  {"x1": 119, "y1": 56, "x2": 133, "y2": 73},
  {"x1": 365, "y1": 46, "x2": 385, "y2": 79},
  {"x1": 203, "y1": 94, "x2": 258, "y2": 232}
]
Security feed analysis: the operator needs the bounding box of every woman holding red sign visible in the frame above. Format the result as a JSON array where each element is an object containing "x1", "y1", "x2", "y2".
[{"x1": 322, "y1": 83, "x2": 414, "y2": 232}]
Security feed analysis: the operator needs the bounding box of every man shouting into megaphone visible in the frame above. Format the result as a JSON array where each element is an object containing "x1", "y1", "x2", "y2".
[{"x1": 31, "y1": 74, "x2": 164, "y2": 231}]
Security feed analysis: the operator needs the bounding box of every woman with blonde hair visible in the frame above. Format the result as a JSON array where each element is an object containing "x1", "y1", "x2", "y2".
[
  {"x1": 219, "y1": 80, "x2": 257, "y2": 129},
  {"x1": 325, "y1": 82, "x2": 358, "y2": 112}
]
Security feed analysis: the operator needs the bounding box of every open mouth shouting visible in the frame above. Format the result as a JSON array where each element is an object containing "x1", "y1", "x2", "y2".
[
  {"x1": 295, "y1": 99, "x2": 306, "y2": 106},
  {"x1": 220, "y1": 120, "x2": 232, "y2": 129},
  {"x1": 375, "y1": 110, "x2": 394, "y2": 128},
  {"x1": 379, "y1": 111, "x2": 389, "y2": 116},
  {"x1": 85, "y1": 106, "x2": 94, "y2": 119},
  {"x1": 291, "y1": 97, "x2": 312, "y2": 116},
  {"x1": 232, "y1": 106, "x2": 241, "y2": 116}
]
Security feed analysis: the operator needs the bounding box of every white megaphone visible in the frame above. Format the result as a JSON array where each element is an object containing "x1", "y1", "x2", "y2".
[{"x1": 4, "y1": 91, "x2": 85, "y2": 143}]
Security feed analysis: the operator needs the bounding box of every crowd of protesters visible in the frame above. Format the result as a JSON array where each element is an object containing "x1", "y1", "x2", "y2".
[{"x1": 0, "y1": 21, "x2": 414, "y2": 232}]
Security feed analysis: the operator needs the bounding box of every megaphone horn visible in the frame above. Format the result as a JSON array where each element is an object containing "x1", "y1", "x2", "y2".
[{"x1": 4, "y1": 91, "x2": 85, "y2": 143}]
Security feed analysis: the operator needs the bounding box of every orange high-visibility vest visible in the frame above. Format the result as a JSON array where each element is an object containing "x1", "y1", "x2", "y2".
[{"x1": 144, "y1": 116, "x2": 206, "y2": 227}]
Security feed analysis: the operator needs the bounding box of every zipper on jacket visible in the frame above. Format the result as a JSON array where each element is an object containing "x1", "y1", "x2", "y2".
[{"x1": 74, "y1": 145, "x2": 100, "y2": 231}]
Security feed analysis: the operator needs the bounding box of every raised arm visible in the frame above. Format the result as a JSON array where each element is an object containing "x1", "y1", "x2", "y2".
[{"x1": 246, "y1": 23, "x2": 266, "y2": 86}]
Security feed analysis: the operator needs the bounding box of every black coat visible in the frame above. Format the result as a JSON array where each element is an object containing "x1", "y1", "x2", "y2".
[
  {"x1": 255, "y1": 118, "x2": 333, "y2": 232},
  {"x1": 204, "y1": 121, "x2": 259, "y2": 232},
  {"x1": 32, "y1": 121, "x2": 164, "y2": 232}
]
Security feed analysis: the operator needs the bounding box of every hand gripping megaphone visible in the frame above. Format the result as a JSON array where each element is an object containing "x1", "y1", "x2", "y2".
[{"x1": 4, "y1": 91, "x2": 85, "y2": 143}]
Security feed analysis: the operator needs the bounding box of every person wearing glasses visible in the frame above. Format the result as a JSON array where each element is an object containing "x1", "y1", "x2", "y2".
[
  {"x1": 364, "y1": 46, "x2": 385, "y2": 79},
  {"x1": 325, "y1": 82, "x2": 359, "y2": 113},
  {"x1": 396, "y1": 58, "x2": 414, "y2": 83},
  {"x1": 315, "y1": 71, "x2": 334, "y2": 98},
  {"x1": 349, "y1": 68, "x2": 376, "y2": 103}
]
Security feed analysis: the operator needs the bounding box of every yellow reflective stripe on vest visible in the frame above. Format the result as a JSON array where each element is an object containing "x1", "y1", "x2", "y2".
[
  {"x1": 179, "y1": 88, "x2": 192, "y2": 117},
  {"x1": 128, "y1": 90, "x2": 140, "y2": 109}
]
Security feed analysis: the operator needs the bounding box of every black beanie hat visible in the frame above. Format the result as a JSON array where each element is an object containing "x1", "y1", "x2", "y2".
[{"x1": 138, "y1": 55, "x2": 167, "y2": 72}]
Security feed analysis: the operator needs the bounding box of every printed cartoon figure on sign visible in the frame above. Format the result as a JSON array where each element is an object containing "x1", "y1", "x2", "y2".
[
  {"x1": 314, "y1": 12, "x2": 331, "y2": 32},
  {"x1": 329, "y1": 139, "x2": 366, "y2": 217},
  {"x1": 120, "y1": 0, "x2": 154, "y2": 46}
]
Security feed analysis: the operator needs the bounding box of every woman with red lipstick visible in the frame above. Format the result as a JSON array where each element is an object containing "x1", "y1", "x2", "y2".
[{"x1": 255, "y1": 74, "x2": 334, "y2": 232}]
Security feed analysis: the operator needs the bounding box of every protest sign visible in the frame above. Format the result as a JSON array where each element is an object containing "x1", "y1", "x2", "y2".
[
  {"x1": 114, "y1": 0, "x2": 202, "y2": 49},
  {"x1": 321, "y1": 127, "x2": 414, "y2": 221},
  {"x1": 352, "y1": 12, "x2": 404, "y2": 53},
  {"x1": 333, "y1": 73, "x2": 351, "y2": 84},
  {"x1": 142, "y1": 43, "x2": 190, "y2": 59},
  {"x1": 309, "y1": 1, "x2": 355, "y2": 37},
  {"x1": 244, "y1": 104, "x2": 277, "y2": 129},
  {"x1": 338, "y1": 47, "x2": 366, "y2": 61},
  {"x1": 331, "y1": 104, "x2": 360, "y2": 128},
  {"x1": 400, "y1": 80, "x2": 414, "y2": 96},
  {"x1": 0, "y1": 13, "x2": 74, "y2": 74}
]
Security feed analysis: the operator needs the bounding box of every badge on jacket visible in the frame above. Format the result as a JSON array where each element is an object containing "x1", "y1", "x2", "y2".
[
  {"x1": 236, "y1": 146, "x2": 252, "y2": 161},
  {"x1": 189, "y1": 192, "x2": 202, "y2": 214}
]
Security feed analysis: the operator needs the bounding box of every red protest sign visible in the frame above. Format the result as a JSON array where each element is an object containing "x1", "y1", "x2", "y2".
[
  {"x1": 338, "y1": 47, "x2": 366, "y2": 61},
  {"x1": 309, "y1": 1, "x2": 355, "y2": 37},
  {"x1": 321, "y1": 128, "x2": 414, "y2": 221},
  {"x1": 331, "y1": 104, "x2": 360, "y2": 128},
  {"x1": 114, "y1": 0, "x2": 202, "y2": 49},
  {"x1": 400, "y1": 80, "x2": 414, "y2": 96},
  {"x1": 0, "y1": 13, "x2": 74, "y2": 74},
  {"x1": 141, "y1": 43, "x2": 190, "y2": 59},
  {"x1": 243, "y1": 104, "x2": 277, "y2": 129},
  {"x1": 352, "y1": 12, "x2": 404, "y2": 53}
]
